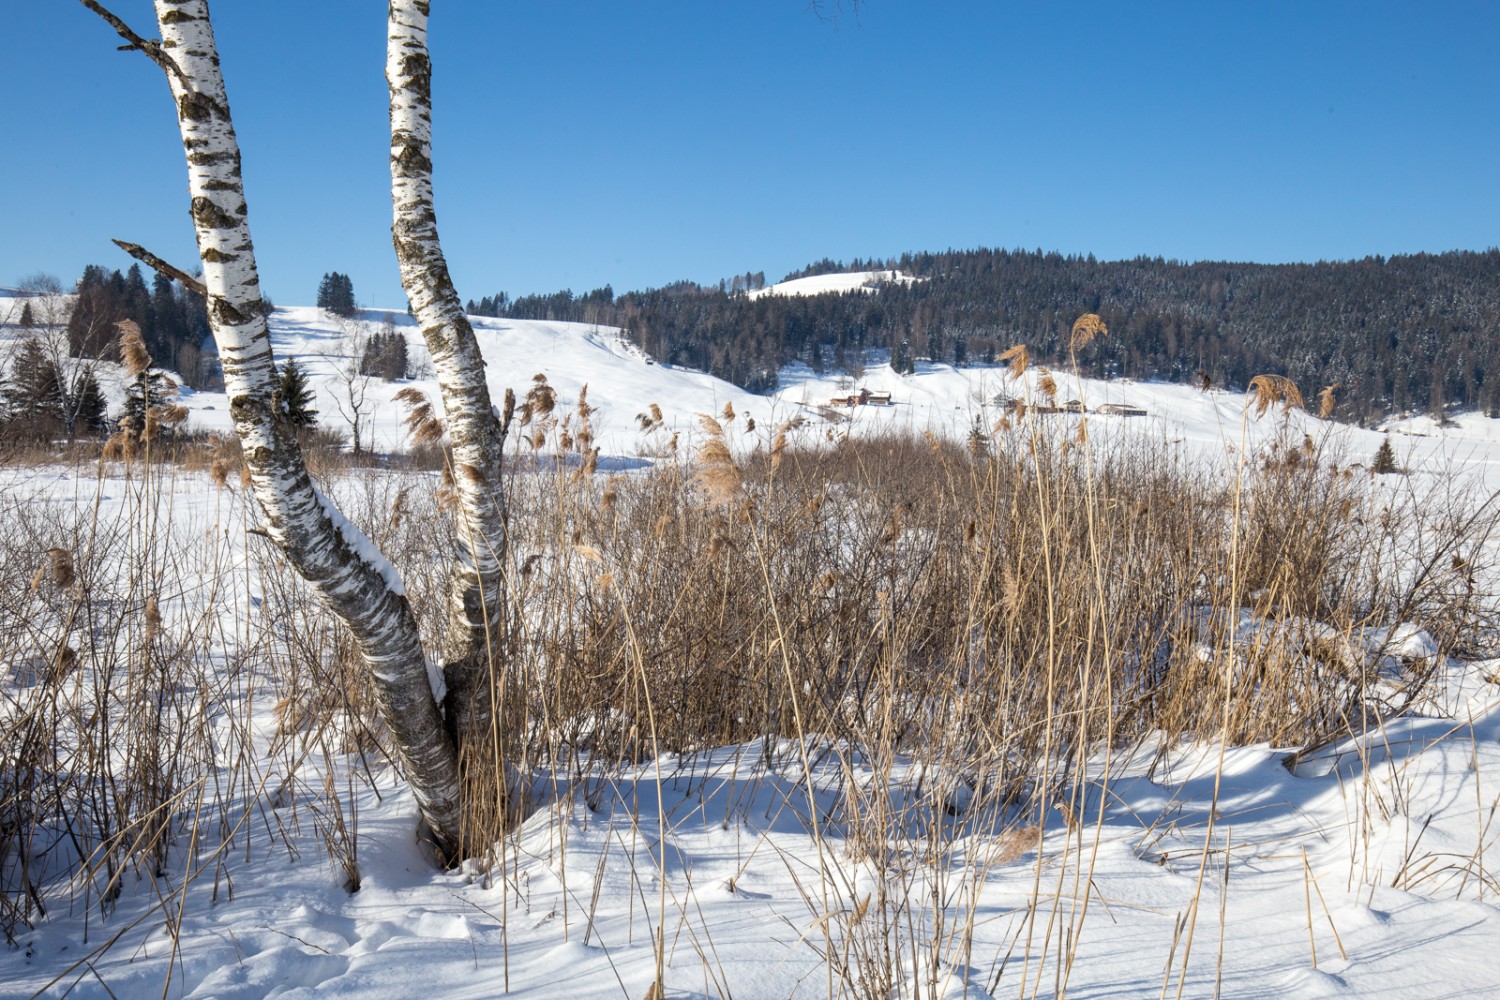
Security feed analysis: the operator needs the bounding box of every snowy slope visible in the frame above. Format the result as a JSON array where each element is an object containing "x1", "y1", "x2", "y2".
[
  {"x1": 746, "y1": 269, "x2": 918, "y2": 300},
  {"x1": 174, "y1": 306, "x2": 779, "y2": 457}
]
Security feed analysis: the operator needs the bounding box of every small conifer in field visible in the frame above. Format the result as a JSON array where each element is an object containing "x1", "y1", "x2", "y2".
[
  {"x1": 276, "y1": 358, "x2": 318, "y2": 427},
  {"x1": 1373, "y1": 436, "x2": 1399, "y2": 475}
]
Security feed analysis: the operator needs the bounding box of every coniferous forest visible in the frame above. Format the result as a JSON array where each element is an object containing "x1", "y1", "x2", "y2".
[{"x1": 468, "y1": 248, "x2": 1500, "y2": 423}]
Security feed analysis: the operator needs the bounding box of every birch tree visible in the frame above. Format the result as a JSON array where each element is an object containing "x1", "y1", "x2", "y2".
[
  {"x1": 79, "y1": 0, "x2": 507, "y2": 864},
  {"x1": 387, "y1": 0, "x2": 512, "y2": 778}
]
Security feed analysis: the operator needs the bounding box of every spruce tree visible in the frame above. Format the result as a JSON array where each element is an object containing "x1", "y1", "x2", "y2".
[
  {"x1": 71, "y1": 370, "x2": 108, "y2": 436},
  {"x1": 1373, "y1": 436, "x2": 1399, "y2": 475},
  {"x1": 3, "y1": 339, "x2": 64, "y2": 434},
  {"x1": 892, "y1": 338, "x2": 915, "y2": 375},
  {"x1": 123, "y1": 369, "x2": 179, "y2": 433},
  {"x1": 317, "y1": 272, "x2": 357, "y2": 317},
  {"x1": 276, "y1": 358, "x2": 318, "y2": 426}
]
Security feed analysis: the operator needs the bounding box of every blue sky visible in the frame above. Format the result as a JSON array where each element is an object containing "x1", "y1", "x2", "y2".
[{"x1": 3, "y1": 2, "x2": 1497, "y2": 309}]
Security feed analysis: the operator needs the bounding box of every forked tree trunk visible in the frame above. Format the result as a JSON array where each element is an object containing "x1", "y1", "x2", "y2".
[
  {"x1": 84, "y1": 0, "x2": 468, "y2": 862},
  {"x1": 387, "y1": 0, "x2": 510, "y2": 752}
]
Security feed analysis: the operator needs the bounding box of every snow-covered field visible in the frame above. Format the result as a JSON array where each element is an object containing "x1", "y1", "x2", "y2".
[{"x1": 3, "y1": 297, "x2": 1500, "y2": 998}]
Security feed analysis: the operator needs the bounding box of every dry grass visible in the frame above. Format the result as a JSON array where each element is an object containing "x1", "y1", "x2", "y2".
[{"x1": 1, "y1": 381, "x2": 1498, "y2": 997}]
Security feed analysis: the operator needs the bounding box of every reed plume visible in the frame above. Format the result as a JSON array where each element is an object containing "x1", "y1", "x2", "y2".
[
  {"x1": 118, "y1": 320, "x2": 151, "y2": 376},
  {"x1": 1317, "y1": 384, "x2": 1339, "y2": 419},
  {"x1": 395, "y1": 386, "x2": 446, "y2": 445},
  {"x1": 694, "y1": 414, "x2": 741, "y2": 506},
  {"x1": 1000, "y1": 343, "x2": 1029, "y2": 380},
  {"x1": 1248, "y1": 374, "x2": 1305, "y2": 416},
  {"x1": 1070, "y1": 312, "x2": 1108, "y2": 351}
]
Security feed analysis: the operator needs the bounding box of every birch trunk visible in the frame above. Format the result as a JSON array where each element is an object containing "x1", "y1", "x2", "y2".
[
  {"x1": 102, "y1": 0, "x2": 469, "y2": 861},
  {"x1": 387, "y1": 1, "x2": 510, "y2": 753}
]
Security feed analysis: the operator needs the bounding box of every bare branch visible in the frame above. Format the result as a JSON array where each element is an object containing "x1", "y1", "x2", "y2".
[
  {"x1": 79, "y1": 0, "x2": 231, "y2": 121},
  {"x1": 77, "y1": 0, "x2": 188, "y2": 85},
  {"x1": 111, "y1": 239, "x2": 208, "y2": 298}
]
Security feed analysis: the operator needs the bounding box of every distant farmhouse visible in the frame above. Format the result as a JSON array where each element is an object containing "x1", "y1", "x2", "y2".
[{"x1": 830, "y1": 387, "x2": 894, "y2": 407}]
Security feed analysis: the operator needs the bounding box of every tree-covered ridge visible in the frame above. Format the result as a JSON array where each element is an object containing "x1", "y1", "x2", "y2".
[{"x1": 468, "y1": 248, "x2": 1500, "y2": 421}]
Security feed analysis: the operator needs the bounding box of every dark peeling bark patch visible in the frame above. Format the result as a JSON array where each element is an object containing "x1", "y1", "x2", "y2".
[
  {"x1": 200, "y1": 247, "x2": 235, "y2": 263},
  {"x1": 394, "y1": 236, "x2": 428, "y2": 268},
  {"x1": 401, "y1": 53, "x2": 431, "y2": 88},
  {"x1": 211, "y1": 298, "x2": 247, "y2": 325},
  {"x1": 191, "y1": 196, "x2": 237, "y2": 229},
  {"x1": 203, "y1": 179, "x2": 236, "y2": 191},
  {"x1": 188, "y1": 150, "x2": 234, "y2": 166},
  {"x1": 179, "y1": 91, "x2": 215, "y2": 121},
  {"x1": 160, "y1": 9, "x2": 196, "y2": 23},
  {"x1": 229, "y1": 395, "x2": 264, "y2": 426},
  {"x1": 393, "y1": 141, "x2": 432, "y2": 174}
]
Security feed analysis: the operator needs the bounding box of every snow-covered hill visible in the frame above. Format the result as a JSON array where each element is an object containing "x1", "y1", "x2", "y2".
[
  {"x1": 7, "y1": 295, "x2": 1500, "y2": 492},
  {"x1": 746, "y1": 268, "x2": 919, "y2": 300},
  {"x1": 246, "y1": 306, "x2": 774, "y2": 457}
]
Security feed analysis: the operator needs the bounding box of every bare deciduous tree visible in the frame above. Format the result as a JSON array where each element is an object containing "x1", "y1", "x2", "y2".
[{"x1": 330, "y1": 317, "x2": 377, "y2": 460}]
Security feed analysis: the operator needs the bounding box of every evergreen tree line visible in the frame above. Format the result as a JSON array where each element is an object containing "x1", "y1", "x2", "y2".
[
  {"x1": 359, "y1": 327, "x2": 409, "y2": 381},
  {"x1": 469, "y1": 248, "x2": 1500, "y2": 421},
  {"x1": 0, "y1": 348, "x2": 318, "y2": 445},
  {"x1": 67, "y1": 263, "x2": 221, "y2": 390}
]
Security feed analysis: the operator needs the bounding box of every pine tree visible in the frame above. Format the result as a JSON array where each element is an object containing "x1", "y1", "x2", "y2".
[
  {"x1": 276, "y1": 358, "x2": 319, "y2": 426},
  {"x1": 18, "y1": 302, "x2": 33, "y2": 329},
  {"x1": 967, "y1": 414, "x2": 990, "y2": 457}
]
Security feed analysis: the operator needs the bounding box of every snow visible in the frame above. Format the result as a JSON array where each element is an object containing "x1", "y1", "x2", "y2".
[
  {"x1": 746, "y1": 269, "x2": 919, "y2": 300},
  {"x1": 7, "y1": 652, "x2": 1500, "y2": 997},
  {"x1": 5, "y1": 302, "x2": 1500, "y2": 997},
  {"x1": 163, "y1": 306, "x2": 776, "y2": 460}
]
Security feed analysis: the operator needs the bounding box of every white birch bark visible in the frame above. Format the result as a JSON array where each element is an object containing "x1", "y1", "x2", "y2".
[
  {"x1": 388, "y1": 0, "x2": 510, "y2": 749},
  {"x1": 87, "y1": 0, "x2": 468, "y2": 861}
]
